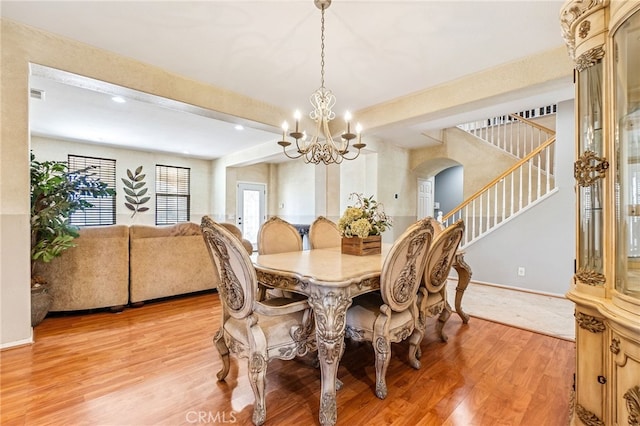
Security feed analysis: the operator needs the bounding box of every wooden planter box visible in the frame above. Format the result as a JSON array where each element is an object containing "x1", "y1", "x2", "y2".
[{"x1": 341, "y1": 235, "x2": 382, "y2": 256}]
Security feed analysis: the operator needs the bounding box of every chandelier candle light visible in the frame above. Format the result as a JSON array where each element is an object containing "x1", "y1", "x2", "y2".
[{"x1": 278, "y1": 0, "x2": 366, "y2": 165}]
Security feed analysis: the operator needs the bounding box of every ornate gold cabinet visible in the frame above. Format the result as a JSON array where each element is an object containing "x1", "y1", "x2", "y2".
[{"x1": 561, "y1": 1, "x2": 640, "y2": 425}]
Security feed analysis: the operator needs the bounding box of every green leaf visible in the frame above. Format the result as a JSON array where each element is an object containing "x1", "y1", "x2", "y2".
[
  {"x1": 123, "y1": 187, "x2": 136, "y2": 196},
  {"x1": 133, "y1": 182, "x2": 145, "y2": 190},
  {"x1": 137, "y1": 188, "x2": 148, "y2": 196},
  {"x1": 121, "y1": 178, "x2": 134, "y2": 189},
  {"x1": 125, "y1": 195, "x2": 137, "y2": 204},
  {"x1": 127, "y1": 169, "x2": 134, "y2": 180},
  {"x1": 135, "y1": 165, "x2": 143, "y2": 175},
  {"x1": 139, "y1": 196, "x2": 150, "y2": 204},
  {"x1": 134, "y1": 174, "x2": 146, "y2": 182}
]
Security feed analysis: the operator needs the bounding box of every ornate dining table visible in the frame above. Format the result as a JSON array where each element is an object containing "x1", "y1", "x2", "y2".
[{"x1": 252, "y1": 246, "x2": 471, "y2": 425}]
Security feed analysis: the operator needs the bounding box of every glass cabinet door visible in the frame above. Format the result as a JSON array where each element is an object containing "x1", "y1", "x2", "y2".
[
  {"x1": 576, "y1": 60, "x2": 607, "y2": 285},
  {"x1": 614, "y1": 8, "x2": 640, "y2": 298}
]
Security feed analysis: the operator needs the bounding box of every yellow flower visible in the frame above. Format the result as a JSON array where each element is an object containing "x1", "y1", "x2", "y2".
[
  {"x1": 338, "y1": 193, "x2": 392, "y2": 238},
  {"x1": 350, "y1": 218, "x2": 372, "y2": 238}
]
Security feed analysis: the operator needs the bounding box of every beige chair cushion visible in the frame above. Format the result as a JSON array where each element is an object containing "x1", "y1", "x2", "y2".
[
  {"x1": 258, "y1": 216, "x2": 302, "y2": 255},
  {"x1": 309, "y1": 216, "x2": 341, "y2": 249}
]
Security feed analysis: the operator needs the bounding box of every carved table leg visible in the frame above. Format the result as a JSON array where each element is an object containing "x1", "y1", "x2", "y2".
[
  {"x1": 308, "y1": 289, "x2": 352, "y2": 426},
  {"x1": 452, "y1": 251, "x2": 472, "y2": 324}
]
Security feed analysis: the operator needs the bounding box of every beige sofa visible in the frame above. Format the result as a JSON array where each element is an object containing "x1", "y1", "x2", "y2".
[
  {"x1": 35, "y1": 221, "x2": 251, "y2": 312},
  {"x1": 129, "y1": 222, "x2": 220, "y2": 304},
  {"x1": 35, "y1": 225, "x2": 130, "y2": 311}
]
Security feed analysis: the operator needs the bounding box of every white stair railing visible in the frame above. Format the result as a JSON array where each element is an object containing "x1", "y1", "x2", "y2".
[
  {"x1": 457, "y1": 107, "x2": 556, "y2": 163},
  {"x1": 441, "y1": 135, "x2": 557, "y2": 248}
]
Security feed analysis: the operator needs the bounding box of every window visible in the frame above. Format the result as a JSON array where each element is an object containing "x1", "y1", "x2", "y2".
[
  {"x1": 68, "y1": 155, "x2": 116, "y2": 226},
  {"x1": 155, "y1": 165, "x2": 190, "y2": 225}
]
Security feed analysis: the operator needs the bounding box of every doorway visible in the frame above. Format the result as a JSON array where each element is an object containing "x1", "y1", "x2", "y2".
[
  {"x1": 237, "y1": 182, "x2": 266, "y2": 248},
  {"x1": 417, "y1": 177, "x2": 435, "y2": 219}
]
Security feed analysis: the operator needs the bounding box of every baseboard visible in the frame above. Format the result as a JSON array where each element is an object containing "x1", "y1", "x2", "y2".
[
  {"x1": 0, "y1": 331, "x2": 33, "y2": 351},
  {"x1": 448, "y1": 276, "x2": 569, "y2": 299}
]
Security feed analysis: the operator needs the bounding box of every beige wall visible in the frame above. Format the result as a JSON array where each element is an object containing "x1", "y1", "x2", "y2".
[{"x1": 31, "y1": 136, "x2": 213, "y2": 226}]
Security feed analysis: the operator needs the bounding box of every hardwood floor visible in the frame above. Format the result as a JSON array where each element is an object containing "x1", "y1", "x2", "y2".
[{"x1": 0, "y1": 292, "x2": 575, "y2": 425}]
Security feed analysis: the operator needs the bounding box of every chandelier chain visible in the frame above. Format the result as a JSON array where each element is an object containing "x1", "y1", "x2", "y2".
[
  {"x1": 277, "y1": 0, "x2": 365, "y2": 165},
  {"x1": 320, "y1": 6, "x2": 325, "y2": 89}
]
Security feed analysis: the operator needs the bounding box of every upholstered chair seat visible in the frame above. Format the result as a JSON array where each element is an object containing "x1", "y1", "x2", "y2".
[
  {"x1": 344, "y1": 218, "x2": 435, "y2": 400},
  {"x1": 346, "y1": 293, "x2": 416, "y2": 336}
]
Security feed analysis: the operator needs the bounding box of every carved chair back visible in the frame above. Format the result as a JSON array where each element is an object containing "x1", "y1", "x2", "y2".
[
  {"x1": 258, "y1": 216, "x2": 302, "y2": 255},
  {"x1": 423, "y1": 219, "x2": 465, "y2": 294},
  {"x1": 379, "y1": 218, "x2": 436, "y2": 312},
  {"x1": 201, "y1": 216, "x2": 256, "y2": 319},
  {"x1": 309, "y1": 216, "x2": 341, "y2": 249}
]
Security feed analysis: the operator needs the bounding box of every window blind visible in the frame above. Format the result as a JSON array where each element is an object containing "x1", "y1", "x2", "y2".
[
  {"x1": 68, "y1": 155, "x2": 116, "y2": 226},
  {"x1": 155, "y1": 164, "x2": 190, "y2": 225}
]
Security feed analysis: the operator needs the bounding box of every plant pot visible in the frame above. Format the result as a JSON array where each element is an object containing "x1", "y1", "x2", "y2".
[
  {"x1": 31, "y1": 283, "x2": 53, "y2": 326},
  {"x1": 341, "y1": 235, "x2": 382, "y2": 256}
]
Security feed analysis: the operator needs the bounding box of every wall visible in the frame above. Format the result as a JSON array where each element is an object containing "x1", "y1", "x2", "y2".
[
  {"x1": 463, "y1": 99, "x2": 576, "y2": 296},
  {"x1": 31, "y1": 137, "x2": 213, "y2": 225},
  {"x1": 275, "y1": 160, "x2": 316, "y2": 224},
  {"x1": 435, "y1": 165, "x2": 464, "y2": 216}
]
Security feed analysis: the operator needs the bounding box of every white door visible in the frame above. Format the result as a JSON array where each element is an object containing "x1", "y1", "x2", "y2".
[
  {"x1": 237, "y1": 183, "x2": 266, "y2": 249},
  {"x1": 417, "y1": 177, "x2": 434, "y2": 219}
]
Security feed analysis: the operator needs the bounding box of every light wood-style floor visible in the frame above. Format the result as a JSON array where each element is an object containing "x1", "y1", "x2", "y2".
[{"x1": 1, "y1": 291, "x2": 575, "y2": 425}]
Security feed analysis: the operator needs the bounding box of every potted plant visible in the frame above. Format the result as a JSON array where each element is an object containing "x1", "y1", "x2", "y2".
[
  {"x1": 338, "y1": 193, "x2": 392, "y2": 255},
  {"x1": 30, "y1": 152, "x2": 115, "y2": 325}
]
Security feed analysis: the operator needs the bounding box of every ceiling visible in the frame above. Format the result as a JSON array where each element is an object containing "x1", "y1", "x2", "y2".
[{"x1": 2, "y1": 0, "x2": 573, "y2": 161}]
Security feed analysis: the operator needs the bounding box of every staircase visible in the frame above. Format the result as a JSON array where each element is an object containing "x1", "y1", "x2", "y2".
[{"x1": 441, "y1": 109, "x2": 558, "y2": 248}]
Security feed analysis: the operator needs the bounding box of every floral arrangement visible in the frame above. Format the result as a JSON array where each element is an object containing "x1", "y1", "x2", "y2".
[{"x1": 338, "y1": 193, "x2": 392, "y2": 238}]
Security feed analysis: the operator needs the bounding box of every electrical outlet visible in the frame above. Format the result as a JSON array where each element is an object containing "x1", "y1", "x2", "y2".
[{"x1": 518, "y1": 267, "x2": 525, "y2": 276}]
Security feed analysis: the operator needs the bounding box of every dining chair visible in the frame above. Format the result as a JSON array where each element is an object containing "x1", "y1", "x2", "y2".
[
  {"x1": 344, "y1": 218, "x2": 436, "y2": 399},
  {"x1": 258, "y1": 216, "x2": 302, "y2": 255},
  {"x1": 200, "y1": 216, "x2": 316, "y2": 426},
  {"x1": 309, "y1": 216, "x2": 341, "y2": 249},
  {"x1": 257, "y1": 216, "x2": 304, "y2": 300},
  {"x1": 415, "y1": 219, "x2": 465, "y2": 352}
]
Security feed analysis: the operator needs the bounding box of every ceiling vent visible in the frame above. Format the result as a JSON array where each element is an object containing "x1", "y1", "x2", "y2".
[{"x1": 30, "y1": 88, "x2": 45, "y2": 101}]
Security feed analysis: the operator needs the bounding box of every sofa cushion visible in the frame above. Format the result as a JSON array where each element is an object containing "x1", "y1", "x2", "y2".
[{"x1": 129, "y1": 223, "x2": 220, "y2": 303}]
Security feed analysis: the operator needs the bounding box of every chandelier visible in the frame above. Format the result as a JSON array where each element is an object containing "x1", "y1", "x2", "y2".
[{"x1": 278, "y1": 0, "x2": 365, "y2": 165}]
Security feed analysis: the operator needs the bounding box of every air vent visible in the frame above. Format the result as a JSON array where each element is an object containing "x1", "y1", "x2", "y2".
[{"x1": 30, "y1": 88, "x2": 45, "y2": 100}]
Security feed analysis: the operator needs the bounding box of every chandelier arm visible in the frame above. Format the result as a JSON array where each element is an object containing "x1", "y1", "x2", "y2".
[
  {"x1": 339, "y1": 148, "x2": 362, "y2": 161},
  {"x1": 294, "y1": 137, "x2": 307, "y2": 154},
  {"x1": 281, "y1": 148, "x2": 304, "y2": 160}
]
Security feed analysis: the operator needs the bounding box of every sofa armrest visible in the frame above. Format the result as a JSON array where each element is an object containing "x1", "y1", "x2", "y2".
[{"x1": 34, "y1": 225, "x2": 130, "y2": 311}]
